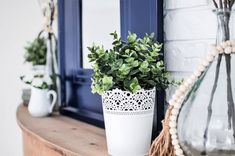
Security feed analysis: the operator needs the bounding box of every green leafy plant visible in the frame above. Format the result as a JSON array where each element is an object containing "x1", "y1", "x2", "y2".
[
  {"x1": 88, "y1": 31, "x2": 175, "y2": 94},
  {"x1": 24, "y1": 37, "x2": 47, "y2": 65},
  {"x1": 20, "y1": 73, "x2": 53, "y2": 89}
]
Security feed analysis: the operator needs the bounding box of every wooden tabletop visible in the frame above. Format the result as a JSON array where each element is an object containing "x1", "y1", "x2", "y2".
[{"x1": 16, "y1": 104, "x2": 108, "y2": 156}]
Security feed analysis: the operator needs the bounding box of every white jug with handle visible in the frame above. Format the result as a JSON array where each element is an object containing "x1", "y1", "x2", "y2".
[{"x1": 28, "y1": 87, "x2": 57, "y2": 117}]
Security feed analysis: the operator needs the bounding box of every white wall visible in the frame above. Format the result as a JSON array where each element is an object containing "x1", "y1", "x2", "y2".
[
  {"x1": 164, "y1": 0, "x2": 218, "y2": 98},
  {"x1": 164, "y1": 0, "x2": 217, "y2": 78},
  {"x1": 0, "y1": 0, "x2": 43, "y2": 155}
]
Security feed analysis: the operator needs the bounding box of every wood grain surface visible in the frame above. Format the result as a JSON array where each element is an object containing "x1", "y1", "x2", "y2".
[{"x1": 16, "y1": 105, "x2": 108, "y2": 156}]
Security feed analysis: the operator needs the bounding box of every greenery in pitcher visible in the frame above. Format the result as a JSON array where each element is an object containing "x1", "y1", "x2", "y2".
[
  {"x1": 24, "y1": 37, "x2": 47, "y2": 65},
  {"x1": 88, "y1": 31, "x2": 175, "y2": 94},
  {"x1": 21, "y1": 73, "x2": 53, "y2": 89}
]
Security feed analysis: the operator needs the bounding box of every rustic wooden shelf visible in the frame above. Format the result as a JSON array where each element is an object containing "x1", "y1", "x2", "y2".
[{"x1": 16, "y1": 104, "x2": 108, "y2": 156}]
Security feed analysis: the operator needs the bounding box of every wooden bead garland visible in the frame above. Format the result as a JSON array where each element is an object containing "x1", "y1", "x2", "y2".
[{"x1": 168, "y1": 40, "x2": 235, "y2": 156}]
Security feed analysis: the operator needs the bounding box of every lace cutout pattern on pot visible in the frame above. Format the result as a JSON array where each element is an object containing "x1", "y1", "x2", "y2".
[{"x1": 102, "y1": 88, "x2": 155, "y2": 115}]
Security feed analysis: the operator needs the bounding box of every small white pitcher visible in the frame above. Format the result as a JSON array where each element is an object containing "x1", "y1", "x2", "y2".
[{"x1": 28, "y1": 87, "x2": 57, "y2": 117}]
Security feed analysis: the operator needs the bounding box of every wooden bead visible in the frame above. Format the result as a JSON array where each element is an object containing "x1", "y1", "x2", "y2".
[
  {"x1": 175, "y1": 149, "x2": 184, "y2": 155},
  {"x1": 197, "y1": 64, "x2": 206, "y2": 72},
  {"x1": 202, "y1": 60, "x2": 210, "y2": 67},
  {"x1": 172, "y1": 94, "x2": 180, "y2": 101},
  {"x1": 171, "y1": 134, "x2": 178, "y2": 140},
  {"x1": 206, "y1": 55, "x2": 214, "y2": 62},
  {"x1": 232, "y1": 46, "x2": 235, "y2": 53},
  {"x1": 169, "y1": 128, "x2": 177, "y2": 135},
  {"x1": 169, "y1": 99, "x2": 176, "y2": 106},
  {"x1": 186, "y1": 78, "x2": 194, "y2": 85},
  {"x1": 193, "y1": 70, "x2": 202, "y2": 77},
  {"x1": 170, "y1": 115, "x2": 177, "y2": 121},
  {"x1": 169, "y1": 121, "x2": 177, "y2": 128},
  {"x1": 231, "y1": 40, "x2": 235, "y2": 46},
  {"x1": 216, "y1": 45, "x2": 224, "y2": 54},
  {"x1": 183, "y1": 81, "x2": 190, "y2": 87},
  {"x1": 174, "y1": 102, "x2": 182, "y2": 109},
  {"x1": 172, "y1": 108, "x2": 179, "y2": 115},
  {"x1": 176, "y1": 97, "x2": 184, "y2": 104},
  {"x1": 220, "y1": 42, "x2": 227, "y2": 49},
  {"x1": 174, "y1": 144, "x2": 180, "y2": 149},
  {"x1": 226, "y1": 40, "x2": 231, "y2": 46},
  {"x1": 179, "y1": 85, "x2": 187, "y2": 93},
  {"x1": 210, "y1": 48, "x2": 219, "y2": 56},
  {"x1": 172, "y1": 139, "x2": 179, "y2": 145},
  {"x1": 225, "y1": 46, "x2": 232, "y2": 54},
  {"x1": 175, "y1": 89, "x2": 183, "y2": 97},
  {"x1": 190, "y1": 74, "x2": 197, "y2": 81}
]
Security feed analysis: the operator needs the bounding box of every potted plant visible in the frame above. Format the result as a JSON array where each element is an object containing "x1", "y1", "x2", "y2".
[
  {"x1": 21, "y1": 73, "x2": 57, "y2": 117},
  {"x1": 24, "y1": 37, "x2": 47, "y2": 71},
  {"x1": 88, "y1": 32, "x2": 174, "y2": 156}
]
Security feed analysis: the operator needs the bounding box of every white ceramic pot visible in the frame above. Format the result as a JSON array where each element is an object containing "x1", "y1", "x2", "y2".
[
  {"x1": 102, "y1": 88, "x2": 155, "y2": 156},
  {"x1": 32, "y1": 65, "x2": 46, "y2": 72},
  {"x1": 28, "y1": 87, "x2": 57, "y2": 117}
]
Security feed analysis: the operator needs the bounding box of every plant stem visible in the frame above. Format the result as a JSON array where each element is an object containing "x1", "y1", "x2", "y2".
[
  {"x1": 201, "y1": 55, "x2": 222, "y2": 155},
  {"x1": 213, "y1": 0, "x2": 219, "y2": 8},
  {"x1": 219, "y1": 0, "x2": 223, "y2": 8},
  {"x1": 202, "y1": 7, "x2": 234, "y2": 154},
  {"x1": 225, "y1": 54, "x2": 235, "y2": 139}
]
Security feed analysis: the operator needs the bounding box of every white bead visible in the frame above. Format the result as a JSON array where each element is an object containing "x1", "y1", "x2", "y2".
[
  {"x1": 183, "y1": 81, "x2": 190, "y2": 87},
  {"x1": 175, "y1": 149, "x2": 184, "y2": 155},
  {"x1": 175, "y1": 89, "x2": 183, "y2": 96},
  {"x1": 171, "y1": 134, "x2": 178, "y2": 140},
  {"x1": 169, "y1": 99, "x2": 176, "y2": 106},
  {"x1": 172, "y1": 108, "x2": 179, "y2": 115},
  {"x1": 169, "y1": 121, "x2": 177, "y2": 128},
  {"x1": 186, "y1": 78, "x2": 194, "y2": 85},
  {"x1": 210, "y1": 48, "x2": 219, "y2": 56},
  {"x1": 169, "y1": 128, "x2": 177, "y2": 135},
  {"x1": 220, "y1": 42, "x2": 227, "y2": 49},
  {"x1": 174, "y1": 144, "x2": 180, "y2": 149},
  {"x1": 193, "y1": 70, "x2": 202, "y2": 77},
  {"x1": 197, "y1": 64, "x2": 206, "y2": 72},
  {"x1": 231, "y1": 40, "x2": 235, "y2": 46},
  {"x1": 177, "y1": 97, "x2": 184, "y2": 104},
  {"x1": 232, "y1": 46, "x2": 235, "y2": 53},
  {"x1": 179, "y1": 85, "x2": 187, "y2": 93},
  {"x1": 190, "y1": 74, "x2": 197, "y2": 82},
  {"x1": 216, "y1": 45, "x2": 224, "y2": 54},
  {"x1": 206, "y1": 55, "x2": 214, "y2": 62},
  {"x1": 170, "y1": 115, "x2": 177, "y2": 121},
  {"x1": 226, "y1": 40, "x2": 231, "y2": 46},
  {"x1": 202, "y1": 60, "x2": 210, "y2": 67},
  {"x1": 174, "y1": 102, "x2": 182, "y2": 109},
  {"x1": 225, "y1": 46, "x2": 232, "y2": 54},
  {"x1": 172, "y1": 139, "x2": 179, "y2": 145},
  {"x1": 172, "y1": 94, "x2": 179, "y2": 101}
]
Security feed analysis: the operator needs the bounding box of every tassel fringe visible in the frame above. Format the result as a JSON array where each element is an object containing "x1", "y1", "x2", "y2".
[{"x1": 149, "y1": 106, "x2": 175, "y2": 156}]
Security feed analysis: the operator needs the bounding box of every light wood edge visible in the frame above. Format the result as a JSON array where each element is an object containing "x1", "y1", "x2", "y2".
[{"x1": 16, "y1": 106, "x2": 81, "y2": 156}]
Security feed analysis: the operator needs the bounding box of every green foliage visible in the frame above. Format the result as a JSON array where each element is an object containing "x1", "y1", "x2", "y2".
[
  {"x1": 24, "y1": 37, "x2": 47, "y2": 65},
  {"x1": 88, "y1": 31, "x2": 175, "y2": 94}
]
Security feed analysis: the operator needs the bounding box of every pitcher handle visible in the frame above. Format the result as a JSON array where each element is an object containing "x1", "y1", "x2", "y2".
[{"x1": 47, "y1": 90, "x2": 57, "y2": 114}]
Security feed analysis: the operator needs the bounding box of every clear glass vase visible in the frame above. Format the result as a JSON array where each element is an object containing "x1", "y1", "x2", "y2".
[{"x1": 177, "y1": 9, "x2": 235, "y2": 156}]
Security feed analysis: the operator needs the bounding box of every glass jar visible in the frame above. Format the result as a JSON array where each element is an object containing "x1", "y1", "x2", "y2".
[{"x1": 177, "y1": 9, "x2": 235, "y2": 156}]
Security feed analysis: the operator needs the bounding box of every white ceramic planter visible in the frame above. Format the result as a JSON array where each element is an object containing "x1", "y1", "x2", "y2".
[
  {"x1": 28, "y1": 87, "x2": 57, "y2": 117},
  {"x1": 102, "y1": 88, "x2": 155, "y2": 156},
  {"x1": 32, "y1": 65, "x2": 46, "y2": 72}
]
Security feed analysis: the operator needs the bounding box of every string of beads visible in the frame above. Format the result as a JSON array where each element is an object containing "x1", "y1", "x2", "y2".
[{"x1": 168, "y1": 40, "x2": 235, "y2": 156}]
